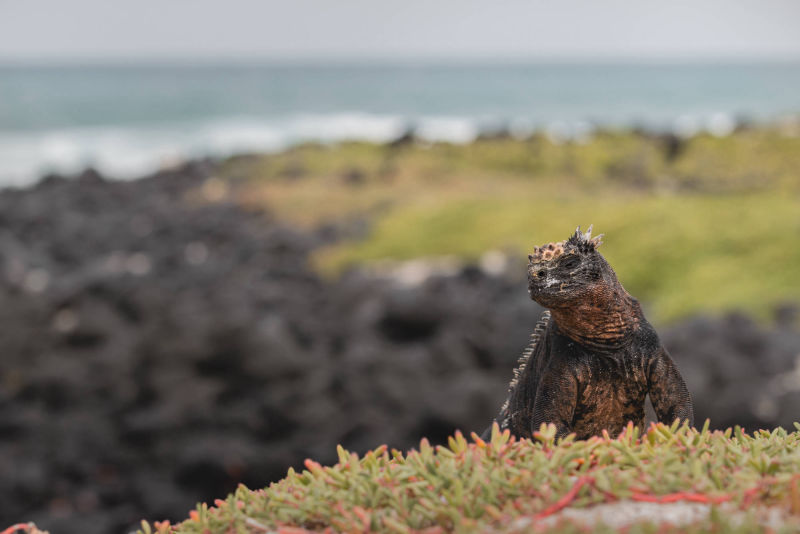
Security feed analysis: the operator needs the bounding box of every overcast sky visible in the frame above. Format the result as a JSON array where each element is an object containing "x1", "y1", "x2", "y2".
[{"x1": 1, "y1": 0, "x2": 800, "y2": 61}]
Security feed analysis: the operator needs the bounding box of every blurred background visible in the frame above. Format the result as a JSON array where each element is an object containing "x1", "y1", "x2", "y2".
[{"x1": 1, "y1": 1, "x2": 799, "y2": 532}]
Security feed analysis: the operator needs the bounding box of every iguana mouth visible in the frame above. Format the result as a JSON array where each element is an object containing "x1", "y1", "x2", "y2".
[{"x1": 528, "y1": 274, "x2": 568, "y2": 293}]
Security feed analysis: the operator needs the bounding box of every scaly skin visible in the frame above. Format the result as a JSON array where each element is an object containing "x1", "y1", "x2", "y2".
[{"x1": 485, "y1": 226, "x2": 693, "y2": 440}]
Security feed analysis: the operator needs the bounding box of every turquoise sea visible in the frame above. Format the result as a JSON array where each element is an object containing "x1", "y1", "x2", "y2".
[{"x1": 1, "y1": 61, "x2": 799, "y2": 185}]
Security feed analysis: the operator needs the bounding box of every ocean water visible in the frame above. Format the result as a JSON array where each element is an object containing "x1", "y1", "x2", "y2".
[{"x1": 1, "y1": 61, "x2": 799, "y2": 185}]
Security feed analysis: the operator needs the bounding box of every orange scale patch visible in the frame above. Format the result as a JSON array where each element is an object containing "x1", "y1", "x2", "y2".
[{"x1": 531, "y1": 241, "x2": 566, "y2": 262}]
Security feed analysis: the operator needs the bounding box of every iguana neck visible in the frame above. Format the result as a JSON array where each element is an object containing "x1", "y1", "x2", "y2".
[{"x1": 548, "y1": 280, "x2": 641, "y2": 350}]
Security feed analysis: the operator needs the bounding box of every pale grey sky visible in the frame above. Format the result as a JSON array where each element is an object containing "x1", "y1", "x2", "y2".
[{"x1": 1, "y1": 0, "x2": 800, "y2": 61}]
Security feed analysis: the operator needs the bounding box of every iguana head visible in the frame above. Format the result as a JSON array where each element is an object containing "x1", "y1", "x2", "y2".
[{"x1": 526, "y1": 225, "x2": 613, "y2": 308}]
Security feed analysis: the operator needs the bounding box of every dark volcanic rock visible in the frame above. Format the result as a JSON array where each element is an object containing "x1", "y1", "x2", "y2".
[
  {"x1": 0, "y1": 164, "x2": 798, "y2": 533},
  {"x1": 0, "y1": 164, "x2": 540, "y2": 533},
  {"x1": 662, "y1": 313, "x2": 800, "y2": 431}
]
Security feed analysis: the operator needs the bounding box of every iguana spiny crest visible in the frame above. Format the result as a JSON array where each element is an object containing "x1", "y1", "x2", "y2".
[{"x1": 528, "y1": 224, "x2": 603, "y2": 262}]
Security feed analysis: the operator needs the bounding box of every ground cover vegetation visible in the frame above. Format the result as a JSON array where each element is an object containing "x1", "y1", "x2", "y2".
[{"x1": 222, "y1": 126, "x2": 800, "y2": 322}]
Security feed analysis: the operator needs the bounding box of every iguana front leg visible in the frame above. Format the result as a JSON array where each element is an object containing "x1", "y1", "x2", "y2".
[
  {"x1": 530, "y1": 368, "x2": 578, "y2": 439},
  {"x1": 648, "y1": 348, "x2": 694, "y2": 427}
]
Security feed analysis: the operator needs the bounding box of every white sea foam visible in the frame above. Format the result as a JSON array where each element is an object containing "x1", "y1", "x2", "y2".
[
  {"x1": 0, "y1": 113, "x2": 480, "y2": 186},
  {"x1": 282, "y1": 113, "x2": 407, "y2": 143},
  {"x1": 673, "y1": 112, "x2": 737, "y2": 138},
  {"x1": 415, "y1": 117, "x2": 479, "y2": 143},
  {"x1": 0, "y1": 114, "x2": 403, "y2": 186},
  {"x1": 707, "y1": 112, "x2": 736, "y2": 137}
]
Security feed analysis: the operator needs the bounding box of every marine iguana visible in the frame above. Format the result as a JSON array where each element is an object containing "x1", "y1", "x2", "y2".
[{"x1": 484, "y1": 225, "x2": 693, "y2": 440}]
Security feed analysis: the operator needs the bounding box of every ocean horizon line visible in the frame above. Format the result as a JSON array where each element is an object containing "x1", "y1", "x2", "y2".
[{"x1": 2, "y1": 55, "x2": 800, "y2": 69}]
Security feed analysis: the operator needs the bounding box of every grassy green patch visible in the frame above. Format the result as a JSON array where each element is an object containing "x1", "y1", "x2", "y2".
[
  {"x1": 142, "y1": 422, "x2": 800, "y2": 533},
  {"x1": 221, "y1": 128, "x2": 800, "y2": 322},
  {"x1": 317, "y1": 191, "x2": 800, "y2": 323}
]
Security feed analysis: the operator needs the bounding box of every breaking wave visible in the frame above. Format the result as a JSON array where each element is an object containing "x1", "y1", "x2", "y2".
[{"x1": 0, "y1": 113, "x2": 496, "y2": 186}]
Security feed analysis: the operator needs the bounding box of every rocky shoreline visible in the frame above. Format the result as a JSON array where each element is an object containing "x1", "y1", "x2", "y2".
[{"x1": 0, "y1": 164, "x2": 798, "y2": 533}]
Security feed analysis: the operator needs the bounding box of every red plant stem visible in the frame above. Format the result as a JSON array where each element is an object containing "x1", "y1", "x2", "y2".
[
  {"x1": 0, "y1": 524, "x2": 31, "y2": 534},
  {"x1": 534, "y1": 482, "x2": 761, "y2": 522},
  {"x1": 631, "y1": 491, "x2": 733, "y2": 504},
  {"x1": 630, "y1": 492, "x2": 732, "y2": 505},
  {"x1": 740, "y1": 485, "x2": 762, "y2": 509},
  {"x1": 534, "y1": 476, "x2": 594, "y2": 519}
]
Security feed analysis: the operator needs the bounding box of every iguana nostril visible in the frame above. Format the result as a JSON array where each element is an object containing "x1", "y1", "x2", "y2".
[{"x1": 537, "y1": 270, "x2": 545, "y2": 278}]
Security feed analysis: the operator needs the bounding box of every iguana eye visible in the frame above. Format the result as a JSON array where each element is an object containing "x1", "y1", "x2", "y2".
[{"x1": 562, "y1": 256, "x2": 580, "y2": 270}]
